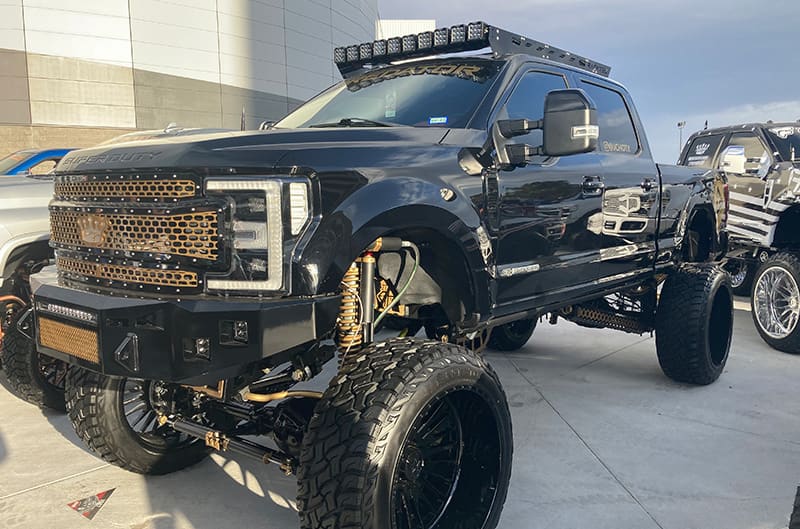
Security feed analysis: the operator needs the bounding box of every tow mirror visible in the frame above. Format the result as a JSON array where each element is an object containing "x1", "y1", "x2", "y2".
[
  {"x1": 541, "y1": 89, "x2": 599, "y2": 157},
  {"x1": 719, "y1": 145, "x2": 746, "y2": 175},
  {"x1": 492, "y1": 89, "x2": 598, "y2": 167}
]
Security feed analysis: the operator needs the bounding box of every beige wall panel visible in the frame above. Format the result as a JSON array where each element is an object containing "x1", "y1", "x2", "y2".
[
  {"x1": 0, "y1": 48, "x2": 30, "y2": 124},
  {"x1": 30, "y1": 100, "x2": 136, "y2": 128}
]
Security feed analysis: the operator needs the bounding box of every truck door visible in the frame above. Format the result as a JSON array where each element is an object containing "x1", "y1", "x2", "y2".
[
  {"x1": 575, "y1": 79, "x2": 658, "y2": 279},
  {"x1": 719, "y1": 131, "x2": 775, "y2": 245},
  {"x1": 493, "y1": 68, "x2": 605, "y2": 309}
]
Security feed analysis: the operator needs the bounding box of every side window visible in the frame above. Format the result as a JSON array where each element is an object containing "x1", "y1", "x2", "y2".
[
  {"x1": 501, "y1": 71, "x2": 567, "y2": 145},
  {"x1": 579, "y1": 81, "x2": 639, "y2": 155},
  {"x1": 684, "y1": 135, "x2": 724, "y2": 168},
  {"x1": 725, "y1": 133, "x2": 771, "y2": 177}
]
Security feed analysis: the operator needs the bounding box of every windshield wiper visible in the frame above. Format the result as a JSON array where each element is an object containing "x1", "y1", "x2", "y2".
[{"x1": 309, "y1": 117, "x2": 397, "y2": 128}]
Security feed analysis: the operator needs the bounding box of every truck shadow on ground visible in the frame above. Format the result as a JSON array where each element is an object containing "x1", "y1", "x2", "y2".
[{"x1": 132, "y1": 453, "x2": 301, "y2": 529}]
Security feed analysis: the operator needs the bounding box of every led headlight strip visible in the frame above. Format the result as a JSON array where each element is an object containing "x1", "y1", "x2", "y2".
[{"x1": 205, "y1": 179, "x2": 284, "y2": 292}]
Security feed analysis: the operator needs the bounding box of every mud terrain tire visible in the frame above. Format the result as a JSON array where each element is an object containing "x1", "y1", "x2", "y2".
[
  {"x1": 297, "y1": 338, "x2": 513, "y2": 529},
  {"x1": 655, "y1": 264, "x2": 733, "y2": 384}
]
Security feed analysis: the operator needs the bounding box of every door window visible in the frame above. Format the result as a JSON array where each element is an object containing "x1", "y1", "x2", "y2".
[
  {"x1": 579, "y1": 81, "x2": 639, "y2": 155},
  {"x1": 724, "y1": 133, "x2": 771, "y2": 177},
  {"x1": 501, "y1": 71, "x2": 568, "y2": 146}
]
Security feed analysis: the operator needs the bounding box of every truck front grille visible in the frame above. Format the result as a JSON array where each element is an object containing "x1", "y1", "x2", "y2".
[
  {"x1": 38, "y1": 316, "x2": 99, "y2": 363},
  {"x1": 50, "y1": 209, "x2": 220, "y2": 261},
  {"x1": 54, "y1": 178, "x2": 197, "y2": 201},
  {"x1": 57, "y1": 256, "x2": 200, "y2": 289}
]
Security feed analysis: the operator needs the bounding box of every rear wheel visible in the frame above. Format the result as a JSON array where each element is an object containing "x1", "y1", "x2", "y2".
[
  {"x1": 655, "y1": 264, "x2": 733, "y2": 384},
  {"x1": 65, "y1": 368, "x2": 210, "y2": 475},
  {"x1": 1, "y1": 310, "x2": 67, "y2": 411},
  {"x1": 488, "y1": 319, "x2": 537, "y2": 351},
  {"x1": 297, "y1": 338, "x2": 513, "y2": 529},
  {"x1": 751, "y1": 252, "x2": 800, "y2": 353}
]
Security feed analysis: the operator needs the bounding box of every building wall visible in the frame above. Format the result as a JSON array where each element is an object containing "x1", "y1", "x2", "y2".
[{"x1": 0, "y1": 0, "x2": 379, "y2": 157}]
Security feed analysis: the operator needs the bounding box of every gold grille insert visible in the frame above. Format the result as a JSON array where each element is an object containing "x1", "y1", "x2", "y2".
[
  {"x1": 50, "y1": 210, "x2": 219, "y2": 260},
  {"x1": 38, "y1": 317, "x2": 99, "y2": 364},
  {"x1": 54, "y1": 179, "x2": 197, "y2": 199},
  {"x1": 57, "y1": 256, "x2": 199, "y2": 288}
]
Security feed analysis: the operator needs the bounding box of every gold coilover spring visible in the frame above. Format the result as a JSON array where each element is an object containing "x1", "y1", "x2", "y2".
[{"x1": 336, "y1": 261, "x2": 362, "y2": 350}]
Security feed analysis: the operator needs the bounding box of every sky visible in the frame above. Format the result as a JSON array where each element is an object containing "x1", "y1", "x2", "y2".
[{"x1": 377, "y1": 0, "x2": 800, "y2": 163}]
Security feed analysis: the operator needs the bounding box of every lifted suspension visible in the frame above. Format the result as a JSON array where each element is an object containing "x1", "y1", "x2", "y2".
[{"x1": 161, "y1": 415, "x2": 298, "y2": 475}]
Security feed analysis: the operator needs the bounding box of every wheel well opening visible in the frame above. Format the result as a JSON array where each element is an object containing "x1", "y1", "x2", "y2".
[
  {"x1": 381, "y1": 228, "x2": 477, "y2": 327},
  {"x1": 684, "y1": 208, "x2": 715, "y2": 262},
  {"x1": 773, "y1": 206, "x2": 800, "y2": 249}
]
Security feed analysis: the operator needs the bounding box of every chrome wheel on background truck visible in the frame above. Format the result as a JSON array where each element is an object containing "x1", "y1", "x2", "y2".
[{"x1": 751, "y1": 253, "x2": 800, "y2": 353}]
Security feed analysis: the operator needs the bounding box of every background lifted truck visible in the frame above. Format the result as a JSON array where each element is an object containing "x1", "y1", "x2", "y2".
[
  {"x1": 19, "y1": 22, "x2": 732, "y2": 529},
  {"x1": 680, "y1": 122, "x2": 800, "y2": 353}
]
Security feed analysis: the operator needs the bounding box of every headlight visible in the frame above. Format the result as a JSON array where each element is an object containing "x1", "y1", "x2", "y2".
[{"x1": 204, "y1": 178, "x2": 311, "y2": 293}]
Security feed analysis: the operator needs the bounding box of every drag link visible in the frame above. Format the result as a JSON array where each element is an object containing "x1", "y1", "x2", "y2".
[{"x1": 160, "y1": 415, "x2": 297, "y2": 475}]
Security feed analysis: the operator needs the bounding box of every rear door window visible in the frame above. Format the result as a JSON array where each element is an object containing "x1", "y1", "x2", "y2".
[{"x1": 579, "y1": 81, "x2": 639, "y2": 155}]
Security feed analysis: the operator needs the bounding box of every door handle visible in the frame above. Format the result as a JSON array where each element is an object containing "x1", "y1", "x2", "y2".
[
  {"x1": 581, "y1": 175, "x2": 605, "y2": 196},
  {"x1": 640, "y1": 178, "x2": 656, "y2": 191}
]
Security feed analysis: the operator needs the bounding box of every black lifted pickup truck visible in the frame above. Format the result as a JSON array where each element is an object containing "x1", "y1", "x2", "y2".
[
  {"x1": 16, "y1": 22, "x2": 732, "y2": 529},
  {"x1": 681, "y1": 122, "x2": 800, "y2": 353}
]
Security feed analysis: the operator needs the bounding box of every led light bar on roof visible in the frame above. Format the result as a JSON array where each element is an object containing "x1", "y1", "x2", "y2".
[{"x1": 333, "y1": 20, "x2": 611, "y2": 78}]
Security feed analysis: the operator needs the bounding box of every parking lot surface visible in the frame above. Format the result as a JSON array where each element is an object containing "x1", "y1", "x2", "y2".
[{"x1": 0, "y1": 303, "x2": 797, "y2": 529}]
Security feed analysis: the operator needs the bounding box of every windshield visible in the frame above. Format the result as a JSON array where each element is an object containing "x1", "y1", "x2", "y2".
[
  {"x1": 0, "y1": 150, "x2": 34, "y2": 174},
  {"x1": 275, "y1": 59, "x2": 505, "y2": 129},
  {"x1": 765, "y1": 126, "x2": 800, "y2": 162}
]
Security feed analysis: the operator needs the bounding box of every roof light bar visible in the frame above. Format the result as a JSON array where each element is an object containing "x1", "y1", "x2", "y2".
[
  {"x1": 433, "y1": 28, "x2": 448, "y2": 47},
  {"x1": 418, "y1": 31, "x2": 433, "y2": 50},
  {"x1": 450, "y1": 24, "x2": 466, "y2": 43},
  {"x1": 402, "y1": 34, "x2": 417, "y2": 52},
  {"x1": 335, "y1": 20, "x2": 611, "y2": 78}
]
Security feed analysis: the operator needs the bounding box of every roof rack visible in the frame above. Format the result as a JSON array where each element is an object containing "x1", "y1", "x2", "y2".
[{"x1": 334, "y1": 21, "x2": 611, "y2": 78}]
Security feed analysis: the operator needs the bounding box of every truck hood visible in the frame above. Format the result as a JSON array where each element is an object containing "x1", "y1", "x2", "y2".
[
  {"x1": 0, "y1": 176, "x2": 54, "y2": 208},
  {"x1": 56, "y1": 128, "x2": 452, "y2": 174}
]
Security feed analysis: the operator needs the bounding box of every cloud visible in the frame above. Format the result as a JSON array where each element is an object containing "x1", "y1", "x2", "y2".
[{"x1": 644, "y1": 100, "x2": 800, "y2": 163}]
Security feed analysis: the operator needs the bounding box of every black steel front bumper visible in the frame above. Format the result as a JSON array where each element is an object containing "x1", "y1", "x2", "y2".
[{"x1": 30, "y1": 268, "x2": 339, "y2": 384}]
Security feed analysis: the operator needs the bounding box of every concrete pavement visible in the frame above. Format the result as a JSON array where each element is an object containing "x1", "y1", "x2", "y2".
[{"x1": 0, "y1": 304, "x2": 797, "y2": 529}]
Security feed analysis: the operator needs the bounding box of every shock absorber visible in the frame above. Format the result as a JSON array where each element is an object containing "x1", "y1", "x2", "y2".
[{"x1": 336, "y1": 262, "x2": 362, "y2": 350}]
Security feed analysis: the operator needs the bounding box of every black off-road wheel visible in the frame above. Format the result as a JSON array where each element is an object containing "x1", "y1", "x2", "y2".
[
  {"x1": 655, "y1": 264, "x2": 733, "y2": 385},
  {"x1": 1, "y1": 311, "x2": 67, "y2": 411},
  {"x1": 750, "y1": 252, "x2": 800, "y2": 353},
  {"x1": 488, "y1": 319, "x2": 536, "y2": 351},
  {"x1": 725, "y1": 259, "x2": 755, "y2": 296},
  {"x1": 297, "y1": 338, "x2": 513, "y2": 529},
  {"x1": 65, "y1": 368, "x2": 210, "y2": 475}
]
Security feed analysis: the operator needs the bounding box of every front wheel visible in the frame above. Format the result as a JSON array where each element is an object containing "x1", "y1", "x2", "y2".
[
  {"x1": 751, "y1": 252, "x2": 800, "y2": 353},
  {"x1": 655, "y1": 264, "x2": 733, "y2": 384},
  {"x1": 1, "y1": 310, "x2": 67, "y2": 411},
  {"x1": 297, "y1": 338, "x2": 513, "y2": 529},
  {"x1": 65, "y1": 368, "x2": 210, "y2": 475}
]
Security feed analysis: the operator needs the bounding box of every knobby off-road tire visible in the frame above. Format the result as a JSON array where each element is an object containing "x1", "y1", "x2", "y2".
[
  {"x1": 750, "y1": 252, "x2": 800, "y2": 353},
  {"x1": 0, "y1": 311, "x2": 66, "y2": 411},
  {"x1": 488, "y1": 318, "x2": 536, "y2": 351},
  {"x1": 725, "y1": 259, "x2": 755, "y2": 296},
  {"x1": 655, "y1": 264, "x2": 733, "y2": 385},
  {"x1": 65, "y1": 368, "x2": 209, "y2": 475},
  {"x1": 297, "y1": 338, "x2": 513, "y2": 529}
]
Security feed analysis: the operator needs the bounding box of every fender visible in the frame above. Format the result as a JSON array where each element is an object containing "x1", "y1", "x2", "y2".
[
  {"x1": 0, "y1": 232, "x2": 51, "y2": 289},
  {"x1": 657, "y1": 165, "x2": 725, "y2": 262},
  {"x1": 293, "y1": 176, "x2": 494, "y2": 321}
]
